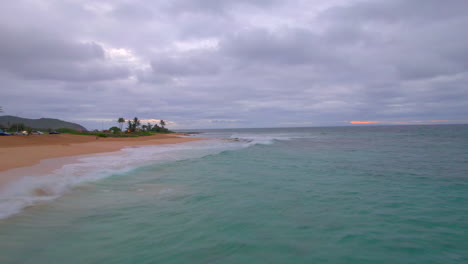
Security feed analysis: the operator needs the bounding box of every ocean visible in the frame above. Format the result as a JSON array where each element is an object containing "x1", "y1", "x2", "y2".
[{"x1": 0, "y1": 125, "x2": 467, "y2": 263}]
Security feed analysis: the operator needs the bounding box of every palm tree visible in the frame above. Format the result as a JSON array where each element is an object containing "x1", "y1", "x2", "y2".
[
  {"x1": 118, "y1": 117, "x2": 125, "y2": 132},
  {"x1": 160, "y1": 119, "x2": 166, "y2": 128},
  {"x1": 133, "y1": 117, "x2": 141, "y2": 131},
  {"x1": 127, "y1": 120, "x2": 132, "y2": 132}
]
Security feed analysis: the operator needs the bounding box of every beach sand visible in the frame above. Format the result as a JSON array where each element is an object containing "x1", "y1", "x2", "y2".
[{"x1": 0, "y1": 133, "x2": 205, "y2": 187}]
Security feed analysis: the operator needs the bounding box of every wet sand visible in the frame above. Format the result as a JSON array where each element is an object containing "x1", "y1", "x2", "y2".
[{"x1": 0, "y1": 133, "x2": 205, "y2": 187}]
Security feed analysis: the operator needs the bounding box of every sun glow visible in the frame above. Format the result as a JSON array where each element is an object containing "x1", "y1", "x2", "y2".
[
  {"x1": 349, "y1": 121, "x2": 381, "y2": 124},
  {"x1": 349, "y1": 120, "x2": 465, "y2": 125}
]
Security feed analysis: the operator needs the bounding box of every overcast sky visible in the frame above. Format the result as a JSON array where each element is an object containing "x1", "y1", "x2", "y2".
[{"x1": 1, "y1": 0, "x2": 467, "y2": 129}]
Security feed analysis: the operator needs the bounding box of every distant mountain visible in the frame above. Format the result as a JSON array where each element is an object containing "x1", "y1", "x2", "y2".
[{"x1": 0, "y1": 115, "x2": 87, "y2": 131}]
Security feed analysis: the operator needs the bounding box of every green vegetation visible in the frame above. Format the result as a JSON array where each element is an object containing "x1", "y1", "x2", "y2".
[
  {"x1": 127, "y1": 117, "x2": 141, "y2": 133},
  {"x1": 56, "y1": 128, "x2": 79, "y2": 134},
  {"x1": 55, "y1": 128, "x2": 134, "y2": 137},
  {"x1": 109, "y1": 126, "x2": 121, "y2": 133},
  {"x1": 52, "y1": 116, "x2": 173, "y2": 137},
  {"x1": 0, "y1": 123, "x2": 35, "y2": 134},
  {"x1": 0, "y1": 116, "x2": 87, "y2": 131},
  {"x1": 0, "y1": 114, "x2": 173, "y2": 137},
  {"x1": 152, "y1": 125, "x2": 170, "y2": 133},
  {"x1": 118, "y1": 117, "x2": 125, "y2": 131},
  {"x1": 96, "y1": 133, "x2": 108, "y2": 138},
  {"x1": 9, "y1": 123, "x2": 30, "y2": 132},
  {"x1": 122, "y1": 117, "x2": 172, "y2": 133}
]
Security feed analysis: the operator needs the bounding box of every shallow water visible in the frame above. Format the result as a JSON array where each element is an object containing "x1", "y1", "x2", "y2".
[{"x1": 0, "y1": 125, "x2": 467, "y2": 263}]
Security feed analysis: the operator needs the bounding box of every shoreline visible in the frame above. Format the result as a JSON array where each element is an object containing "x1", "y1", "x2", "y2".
[{"x1": 0, "y1": 133, "x2": 206, "y2": 188}]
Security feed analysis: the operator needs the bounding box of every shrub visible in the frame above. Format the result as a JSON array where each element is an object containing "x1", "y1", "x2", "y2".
[
  {"x1": 97, "y1": 133, "x2": 108, "y2": 138},
  {"x1": 56, "y1": 128, "x2": 80, "y2": 134},
  {"x1": 109, "y1": 126, "x2": 121, "y2": 134}
]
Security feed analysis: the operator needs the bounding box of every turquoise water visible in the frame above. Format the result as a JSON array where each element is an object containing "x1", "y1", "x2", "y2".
[{"x1": 0, "y1": 125, "x2": 467, "y2": 263}]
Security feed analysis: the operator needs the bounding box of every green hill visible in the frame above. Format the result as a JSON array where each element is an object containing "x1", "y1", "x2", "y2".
[{"x1": 0, "y1": 115, "x2": 87, "y2": 131}]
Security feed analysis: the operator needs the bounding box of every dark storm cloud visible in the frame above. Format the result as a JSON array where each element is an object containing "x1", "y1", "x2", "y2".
[
  {"x1": 0, "y1": 24, "x2": 130, "y2": 82},
  {"x1": 321, "y1": 0, "x2": 468, "y2": 23},
  {"x1": 222, "y1": 28, "x2": 333, "y2": 65},
  {"x1": 111, "y1": 2, "x2": 155, "y2": 20},
  {"x1": 0, "y1": 26, "x2": 104, "y2": 62},
  {"x1": 319, "y1": 0, "x2": 468, "y2": 81},
  {"x1": 19, "y1": 62, "x2": 130, "y2": 82},
  {"x1": 150, "y1": 51, "x2": 220, "y2": 77},
  {"x1": 0, "y1": 0, "x2": 467, "y2": 129},
  {"x1": 167, "y1": 0, "x2": 279, "y2": 14}
]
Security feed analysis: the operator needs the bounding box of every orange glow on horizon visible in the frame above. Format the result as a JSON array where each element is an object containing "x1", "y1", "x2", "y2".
[
  {"x1": 349, "y1": 121, "x2": 381, "y2": 124},
  {"x1": 349, "y1": 119, "x2": 462, "y2": 125}
]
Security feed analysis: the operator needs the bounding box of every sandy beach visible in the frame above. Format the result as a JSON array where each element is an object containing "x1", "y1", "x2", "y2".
[{"x1": 0, "y1": 133, "x2": 205, "y2": 187}]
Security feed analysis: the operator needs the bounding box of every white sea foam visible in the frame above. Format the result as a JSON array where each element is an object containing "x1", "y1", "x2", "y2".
[
  {"x1": 228, "y1": 132, "x2": 306, "y2": 145},
  {"x1": 0, "y1": 132, "x2": 314, "y2": 219},
  {"x1": 0, "y1": 139, "x2": 250, "y2": 219}
]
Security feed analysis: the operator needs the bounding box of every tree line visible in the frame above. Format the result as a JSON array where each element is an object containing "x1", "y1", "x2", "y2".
[{"x1": 110, "y1": 117, "x2": 170, "y2": 133}]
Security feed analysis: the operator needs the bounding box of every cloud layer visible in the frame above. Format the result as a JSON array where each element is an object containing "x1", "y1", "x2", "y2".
[{"x1": 1, "y1": 0, "x2": 467, "y2": 129}]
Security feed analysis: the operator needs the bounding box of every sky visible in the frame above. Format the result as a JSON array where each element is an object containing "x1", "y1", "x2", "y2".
[{"x1": 0, "y1": 0, "x2": 467, "y2": 130}]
